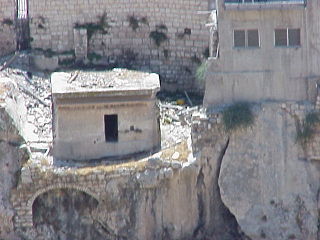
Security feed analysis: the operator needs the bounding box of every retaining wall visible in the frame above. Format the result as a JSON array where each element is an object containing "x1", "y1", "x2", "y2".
[
  {"x1": 28, "y1": 0, "x2": 211, "y2": 90},
  {"x1": 0, "y1": 0, "x2": 16, "y2": 56}
]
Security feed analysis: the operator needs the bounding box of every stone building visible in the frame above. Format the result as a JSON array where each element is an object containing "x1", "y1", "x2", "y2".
[
  {"x1": 51, "y1": 69, "x2": 160, "y2": 161},
  {"x1": 204, "y1": 0, "x2": 320, "y2": 106}
]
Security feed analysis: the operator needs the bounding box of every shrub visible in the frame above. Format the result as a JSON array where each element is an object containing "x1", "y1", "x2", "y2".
[
  {"x1": 222, "y1": 102, "x2": 254, "y2": 132},
  {"x1": 296, "y1": 111, "x2": 320, "y2": 145},
  {"x1": 128, "y1": 16, "x2": 139, "y2": 31},
  {"x1": 74, "y1": 12, "x2": 111, "y2": 40},
  {"x1": 149, "y1": 24, "x2": 168, "y2": 47},
  {"x1": 195, "y1": 61, "x2": 207, "y2": 84},
  {"x1": 127, "y1": 15, "x2": 148, "y2": 31},
  {"x1": 149, "y1": 31, "x2": 168, "y2": 47},
  {"x1": 305, "y1": 112, "x2": 320, "y2": 125}
]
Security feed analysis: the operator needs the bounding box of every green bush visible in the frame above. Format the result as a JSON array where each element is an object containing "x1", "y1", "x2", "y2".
[
  {"x1": 149, "y1": 24, "x2": 168, "y2": 47},
  {"x1": 305, "y1": 112, "x2": 320, "y2": 125},
  {"x1": 149, "y1": 31, "x2": 168, "y2": 47},
  {"x1": 222, "y1": 102, "x2": 254, "y2": 132},
  {"x1": 195, "y1": 61, "x2": 207, "y2": 83},
  {"x1": 296, "y1": 111, "x2": 320, "y2": 145},
  {"x1": 128, "y1": 16, "x2": 139, "y2": 31},
  {"x1": 74, "y1": 12, "x2": 111, "y2": 40}
]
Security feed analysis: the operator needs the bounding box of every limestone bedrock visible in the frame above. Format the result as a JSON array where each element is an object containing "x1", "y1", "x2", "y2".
[{"x1": 219, "y1": 103, "x2": 320, "y2": 240}]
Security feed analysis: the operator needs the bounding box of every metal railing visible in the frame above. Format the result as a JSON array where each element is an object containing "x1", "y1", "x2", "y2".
[{"x1": 225, "y1": 0, "x2": 305, "y2": 3}]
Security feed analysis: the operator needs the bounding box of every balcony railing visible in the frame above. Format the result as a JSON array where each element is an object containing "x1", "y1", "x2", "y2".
[
  {"x1": 224, "y1": 0, "x2": 306, "y2": 10},
  {"x1": 225, "y1": 0, "x2": 304, "y2": 3}
]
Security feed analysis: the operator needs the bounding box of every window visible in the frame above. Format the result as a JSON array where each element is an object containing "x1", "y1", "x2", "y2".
[
  {"x1": 288, "y1": 29, "x2": 301, "y2": 46},
  {"x1": 234, "y1": 29, "x2": 259, "y2": 48},
  {"x1": 275, "y1": 29, "x2": 287, "y2": 46},
  {"x1": 104, "y1": 114, "x2": 118, "y2": 142},
  {"x1": 234, "y1": 30, "x2": 245, "y2": 47},
  {"x1": 247, "y1": 30, "x2": 259, "y2": 47},
  {"x1": 275, "y1": 28, "x2": 300, "y2": 47}
]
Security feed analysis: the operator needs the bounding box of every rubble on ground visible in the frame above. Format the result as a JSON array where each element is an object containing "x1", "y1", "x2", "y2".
[
  {"x1": 70, "y1": 68, "x2": 153, "y2": 89},
  {"x1": 160, "y1": 102, "x2": 199, "y2": 149},
  {"x1": 158, "y1": 90, "x2": 203, "y2": 149},
  {"x1": 0, "y1": 67, "x2": 52, "y2": 143}
]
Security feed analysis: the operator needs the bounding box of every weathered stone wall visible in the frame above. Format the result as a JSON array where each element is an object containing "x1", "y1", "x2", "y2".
[
  {"x1": 28, "y1": 0, "x2": 210, "y2": 91},
  {"x1": 0, "y1": 0, "x2": 16, "y2": 56},
  {"x1": 54, "y1": 101, "x2": 160, "y2": 161},
  {"x1": 12, "y1": 157, "x2": 200, "y2": 239}
]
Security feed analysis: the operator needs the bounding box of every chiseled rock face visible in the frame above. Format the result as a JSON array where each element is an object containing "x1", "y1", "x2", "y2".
[
  {"x1": 0, "y1": 108, "x2": 28, "y2": 240},
  {"x1": 219, "y1": 103, "x2": 320, "y2": 240}
]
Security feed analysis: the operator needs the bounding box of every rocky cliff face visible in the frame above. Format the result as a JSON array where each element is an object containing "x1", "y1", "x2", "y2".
[
  {"x1": 0, "y1": 107, "x2": 28, "y2": 240},
  {"x1": 217, "y1": 103, "x2": 320, "y2": 240}
]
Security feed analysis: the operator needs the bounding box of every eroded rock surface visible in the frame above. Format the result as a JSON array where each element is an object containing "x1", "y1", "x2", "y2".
[
  {"x1": 0, "y1": 107, "x2": 28, "y2": 240},
  {"x1": 219, "y1": 103, "x2": 320, "y2": 240}
]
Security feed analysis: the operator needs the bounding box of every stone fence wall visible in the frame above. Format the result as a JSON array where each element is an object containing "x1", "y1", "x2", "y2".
[
  {"x1": 28, "y1": 0, "x2": 211, "y2": 91},
  {"x1": 11, "y1": 157, "x2": 191, "y2": 239},
  {"x1": 0, "y1": 0, "x2": 16, "y2": 56}
]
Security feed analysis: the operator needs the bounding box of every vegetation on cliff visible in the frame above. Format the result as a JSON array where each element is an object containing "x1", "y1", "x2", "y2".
[
  {"x1": 222, "y1": 102, "x2": 254, "y2": 132},
  {"x1": 296, "y1": 111, "x2": 320, "y2": 145}
]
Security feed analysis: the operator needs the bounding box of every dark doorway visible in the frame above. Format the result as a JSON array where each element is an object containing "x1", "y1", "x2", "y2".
[
  {"x1": 32, "y1": 189, "x2": 104, "y2": 240},
  {"x1": 104, "y1": 114, "x2": 118, "y2": 142}
]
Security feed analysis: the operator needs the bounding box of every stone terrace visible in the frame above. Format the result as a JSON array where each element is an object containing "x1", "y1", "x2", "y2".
[{"x1": 11, "y1": 145, "x2": 188, "y2": 229}]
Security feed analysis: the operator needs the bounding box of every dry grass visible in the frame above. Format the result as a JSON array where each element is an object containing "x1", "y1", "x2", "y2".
[
  {"x1": 160, "y1": 140, "x2": 190, "y2": 162},
  {"x1": 73, "y1": 141, "x2": 190, "y2": 175},
  {"x1": 26, "y1": 140, "x2": 191, "y2": 177},
  {"x1": 0, "y1": 83, "x2": 9, "y2": 99},
  {"x1": 69, "y1": 141, "x2": 190, "y2": 175},
  {"x1": 73, "y1": 158, "x2": 148, "y2": 175}
]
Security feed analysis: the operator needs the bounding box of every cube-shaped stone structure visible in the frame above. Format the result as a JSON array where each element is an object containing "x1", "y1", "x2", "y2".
[{"x1": 51, "y1": 69, "x2": 160, "y2": 161}]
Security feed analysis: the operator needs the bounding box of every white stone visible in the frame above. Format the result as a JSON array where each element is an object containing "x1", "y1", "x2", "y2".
[{"x1": 171, "y1": 152, "x2": 180, "y2": 160}]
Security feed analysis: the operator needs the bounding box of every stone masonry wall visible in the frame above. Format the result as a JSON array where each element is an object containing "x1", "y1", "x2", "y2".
[
  {"x1": 28, "y1": 0, "x2": 211, "y2": 91},
  {"x1": 0, "y1": 0, "x2": 16, "y2": 56},
  {"x1": 12, "y1": 156, "x2": 200, "y2": 240}
]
